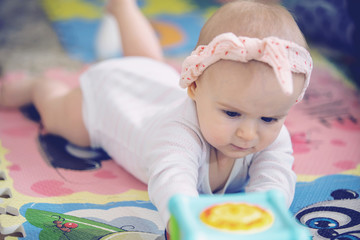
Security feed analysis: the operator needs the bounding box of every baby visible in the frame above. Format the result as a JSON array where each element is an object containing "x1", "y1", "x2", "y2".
[{"x1": 0, "y1": 0, "x2": 312, "y2": 236}]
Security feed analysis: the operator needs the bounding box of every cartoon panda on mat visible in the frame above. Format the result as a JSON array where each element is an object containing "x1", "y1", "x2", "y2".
[{"x1": 295, "y1": 189, "x2": 360, "y2": 240}]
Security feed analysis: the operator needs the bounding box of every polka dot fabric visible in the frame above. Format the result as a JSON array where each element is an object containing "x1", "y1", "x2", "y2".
[{"x1": 180, "y1": 32, "x2": 313, "y2": 102}]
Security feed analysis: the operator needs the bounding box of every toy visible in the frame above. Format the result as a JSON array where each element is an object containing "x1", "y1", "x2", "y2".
[{"x1": 168, "y1": 190, "x2": 310, "y2": 240}]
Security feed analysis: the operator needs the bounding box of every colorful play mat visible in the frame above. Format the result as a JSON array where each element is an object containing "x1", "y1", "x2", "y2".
[{"x1": 0, "y1": 0, "x2": 359, "y2": 239}]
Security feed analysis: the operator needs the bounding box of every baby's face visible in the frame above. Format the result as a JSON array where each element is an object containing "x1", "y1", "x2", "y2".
[{"x1": 189, "y1": 60, "x2": 304, "y2": 160}]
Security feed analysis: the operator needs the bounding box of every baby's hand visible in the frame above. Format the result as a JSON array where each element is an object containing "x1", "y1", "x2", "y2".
[{"x1": 165, "y1": 222, "x2": 171, "y2": 240}]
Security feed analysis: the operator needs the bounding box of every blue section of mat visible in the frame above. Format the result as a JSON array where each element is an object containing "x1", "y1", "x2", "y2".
[{"x1": 52, "y1": 19, "x2": 101, "y2": 62}]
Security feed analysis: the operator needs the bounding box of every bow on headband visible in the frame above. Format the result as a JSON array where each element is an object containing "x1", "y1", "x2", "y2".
[{"x1": 180, "y1": 32, "x2": 313, "y2": 102}]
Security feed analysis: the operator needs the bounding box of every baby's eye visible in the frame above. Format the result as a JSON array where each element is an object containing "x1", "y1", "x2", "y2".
[
  {"x1": 261, "y1": 117, "x2": 277, "y2": 123},
  {"x1": 224, "y1": 111, "x2": 241, "y2": 118}
]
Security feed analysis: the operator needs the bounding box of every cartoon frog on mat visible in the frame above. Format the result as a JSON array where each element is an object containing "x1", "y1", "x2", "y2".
[{"x1": 22, "y1": 201, "x2": 165, "y2": 240}]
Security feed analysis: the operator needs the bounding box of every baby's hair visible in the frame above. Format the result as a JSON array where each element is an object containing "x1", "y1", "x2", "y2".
[{"x1": 197, "y1": 0, "x2": 307, "y2": 49}]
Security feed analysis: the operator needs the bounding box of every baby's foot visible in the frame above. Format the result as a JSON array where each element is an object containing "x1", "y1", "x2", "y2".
[{"x1": 0, "y1": 72, "x2": 35, "y2": 108}]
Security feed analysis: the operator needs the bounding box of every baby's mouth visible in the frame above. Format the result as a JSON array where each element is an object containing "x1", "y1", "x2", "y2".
[{"x1": 230, "y1": 144, "x2": 252, "y2": 151}]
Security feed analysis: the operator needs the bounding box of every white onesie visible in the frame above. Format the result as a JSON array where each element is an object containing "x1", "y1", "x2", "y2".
[{"x1": 80, "y1": 57, "x2": 297, "y2": 225}]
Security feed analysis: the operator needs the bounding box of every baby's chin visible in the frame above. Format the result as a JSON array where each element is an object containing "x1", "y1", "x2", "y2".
[{"x1": 217, "y1": 147, "x2": 257, "y2": 160}]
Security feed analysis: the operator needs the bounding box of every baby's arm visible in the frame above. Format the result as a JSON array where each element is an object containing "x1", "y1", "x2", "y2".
[
  {"x1": 245, "y1": 125, "x2": 297, "y2": 207},
  {"x1": 145, "y1": 121, "x2": 204, "y2": 229},
  {"x1": 148, "y1": 152, "x2": 200, "y2": 224}
]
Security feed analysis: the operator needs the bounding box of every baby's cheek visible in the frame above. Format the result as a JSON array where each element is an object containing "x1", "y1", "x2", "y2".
[
  {"x1": 203, "y1": 129, "x2": 222, "y2": 147},
  {"x1": 202, "y1": 124, "x2": 227, "y2": 147},
  {"x1": 259, "y1": 125, "x2": 283, "y2": 149}
]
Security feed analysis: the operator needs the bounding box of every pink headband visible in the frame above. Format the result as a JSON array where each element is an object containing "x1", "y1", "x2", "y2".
[{"x1": 180, "y1": 32, "x2": 313, "y2": 102}]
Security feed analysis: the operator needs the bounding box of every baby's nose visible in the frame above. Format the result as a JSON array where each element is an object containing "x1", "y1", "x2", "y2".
[{"x1": 236, "y1": 121, "x2": 257, "y2": 142}]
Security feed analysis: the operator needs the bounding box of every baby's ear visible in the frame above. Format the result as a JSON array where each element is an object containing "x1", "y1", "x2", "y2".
[{"x1": 187, "y1": 82, "x2": 197, "y2": 100}]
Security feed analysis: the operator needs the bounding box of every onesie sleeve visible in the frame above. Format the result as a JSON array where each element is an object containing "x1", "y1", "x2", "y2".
[
  {"x1": 145, "y1": 121, "x2": 204, "y2": 226},
  {"x1": 245, "y1": 125, "x2": 296, "y2": 207}
]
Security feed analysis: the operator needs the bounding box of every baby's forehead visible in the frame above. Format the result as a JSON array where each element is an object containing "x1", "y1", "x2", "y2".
[
  {"x1": 204, "y1": 60, "x2": 304, "y2": 102},
  {"x1": 205, "y1": 60, "x2": 273, "y2": 82}
]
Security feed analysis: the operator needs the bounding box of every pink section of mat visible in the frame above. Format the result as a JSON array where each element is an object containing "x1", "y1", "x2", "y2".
[
  {"x1": 0, "y1": 108, "x2": 146, "y2": 197},
  {"x1": 0, "y1": 68, "x2": 146, "y2": 198},
  {"x1": 287, "y1": 65, "x2": 360, "y2": 175}
]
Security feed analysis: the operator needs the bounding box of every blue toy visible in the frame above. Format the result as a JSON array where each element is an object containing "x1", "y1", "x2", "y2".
[{"x1": 168, "y1": 190, "x2": 310, "y2": 240}]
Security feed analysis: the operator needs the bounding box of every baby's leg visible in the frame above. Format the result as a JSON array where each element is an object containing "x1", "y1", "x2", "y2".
[
  {"x1": 32, "y1": 79, "x2": 90, "y2": 147},
  {"x1": 107, "y1": 0, "x2": 163, "y2": 61},
  {"x1": 0, "y1": 77, "x2": 35, "y2": 108},
  {"x1": 0, "y1": 77, "x2": 90, "y2": 147}
]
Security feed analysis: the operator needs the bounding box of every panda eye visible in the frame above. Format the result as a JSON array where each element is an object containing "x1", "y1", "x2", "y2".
[{"x1": 306, "y1": 217, "x2": 339, "y2": 229}]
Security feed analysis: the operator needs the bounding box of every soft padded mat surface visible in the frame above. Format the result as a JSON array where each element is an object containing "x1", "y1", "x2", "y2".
[{"x1": 0, "y1": 0, "x2": 359, "y2": 239}]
